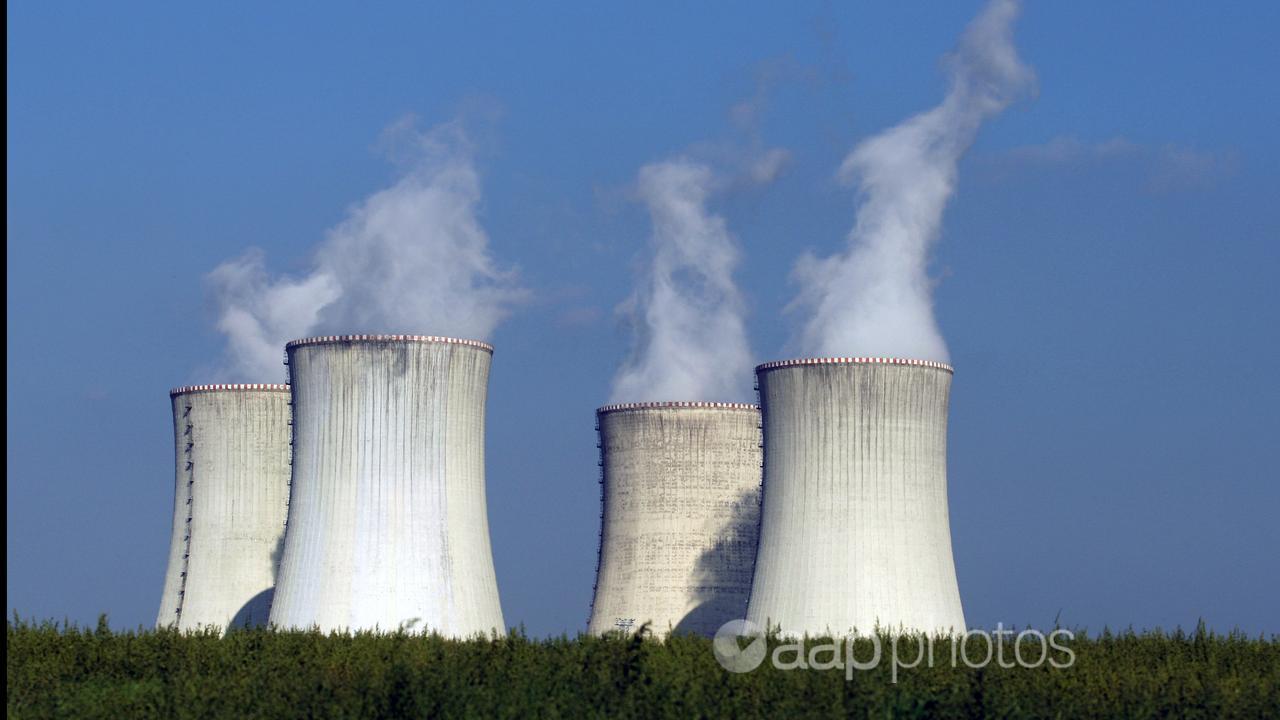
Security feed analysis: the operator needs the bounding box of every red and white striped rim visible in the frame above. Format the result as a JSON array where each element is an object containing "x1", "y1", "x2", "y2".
[
  {"x1": 755, "y1": 357, "x2": 954, "y2": 373},
  {"x1": 170, "y1": 383, "x2": 291, "y2": 397},
  {"x1": 285, "y1": 334, "x2": 494, "y2": 352},
  {"x1": 597, "y1": 401, "x2": 760, "y2": 415}
]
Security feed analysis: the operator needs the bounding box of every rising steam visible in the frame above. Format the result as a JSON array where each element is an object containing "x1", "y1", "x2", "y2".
[
  {"x1": 792, "y1": 0, "x2": 1034, "y2": 361},
  {"x1": 609, "y1": 160, "x2": 754, "y2": 403},
  {"x1": 209, "y1": 120, "x2": 524, "y2": 380}
]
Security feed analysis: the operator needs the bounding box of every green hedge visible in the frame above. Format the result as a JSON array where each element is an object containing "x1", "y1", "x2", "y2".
[{"x1": 8, "y1": 617, "x2": 1278, "y2": 719}]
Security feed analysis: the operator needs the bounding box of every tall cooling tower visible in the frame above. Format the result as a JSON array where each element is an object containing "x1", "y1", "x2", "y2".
[
  {"x1": 587, "y1": 402, "x2": 762, "y2": 637},
  {"x1": 269, "y1": 335, "x2": 505, "y2": 636},
  {"x1": 745, "y1": 357, "x2": 964, "y2": 636},
  {"x1": 156, "y1": 384, "x2": 292, "y2": 631}
]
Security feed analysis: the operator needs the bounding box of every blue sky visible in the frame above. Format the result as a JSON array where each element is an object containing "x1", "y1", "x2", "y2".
[{"x1": 8, "y1": 1, "x2": 1279, "y2": 636}]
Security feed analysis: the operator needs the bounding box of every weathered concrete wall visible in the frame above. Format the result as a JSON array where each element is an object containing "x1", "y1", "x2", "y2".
[
  {"x1": 156, "y1": 384, "x2": 292, "y2": 632},
  {"x1": 269, "y1": 335, "x2": 504, "y2": 636},
  {"x1": 746, "y1": 358, "x2": 965, "y2": 637},
  {"x1": 587, "y1": 403, "x2": 761, "y2": 637}
]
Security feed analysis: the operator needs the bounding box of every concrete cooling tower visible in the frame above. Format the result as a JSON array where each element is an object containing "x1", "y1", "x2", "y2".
[
  {"x1": 587, "y1": 402, "x2": 762, "y2": 638},
  {"x1": 156, "y1": 384, "x2": 292, "y2": 631},
  {"x1": 269, "y1": 335, "x2": 505, "y2": 636},
  {"x1": 745, "y1": 357, "x2": 964, "y2": 637}
]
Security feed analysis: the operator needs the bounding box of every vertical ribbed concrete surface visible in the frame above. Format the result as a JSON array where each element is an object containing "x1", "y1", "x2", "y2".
[
  {"x1": 587, "y1": 403, "x2": 762, "y2": 637},
  {"x1": 746, "y1": 358, "x2": 964, "y2": 636},
  {"x1": 156, "y1": 385, "x2": 292, "y2": 631},
  {"x1": 269, "y1": 335, "x2": 504, "y2": 636}
]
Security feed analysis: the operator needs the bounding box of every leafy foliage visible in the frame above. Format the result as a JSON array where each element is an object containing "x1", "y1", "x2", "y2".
[{"x1": 8, "y1": 616, "x2": 1278, "y2": 719}]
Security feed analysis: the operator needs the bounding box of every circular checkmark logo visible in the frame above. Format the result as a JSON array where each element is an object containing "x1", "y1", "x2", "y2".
[{"x1": 713, "y1": 619, "x2": 767, "y2": 673}]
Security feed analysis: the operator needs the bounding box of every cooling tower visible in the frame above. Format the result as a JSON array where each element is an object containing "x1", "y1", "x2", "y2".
[
  {"x1": 268, "y1": 335, "x2": 505, "y2": 636},
  {"x1": 156, "y1": 384, "x2": 292, "y2": 631},
  {"x1": 587, "y1": 402, "x2": 762, "y2": 637},
  {"x1": 745, "y1": 358, "x2": 964, "y2": 637}
]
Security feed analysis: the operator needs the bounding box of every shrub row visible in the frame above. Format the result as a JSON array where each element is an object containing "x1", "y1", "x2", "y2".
[{"x1": 7, "y1": 617, "x2": 1278, "y2": 719}]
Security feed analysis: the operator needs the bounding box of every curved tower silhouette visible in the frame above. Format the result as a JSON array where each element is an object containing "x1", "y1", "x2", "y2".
[
  {"x1": 157, "y1": 384, "x2": 292, "y2": 631},
  {"x1": 587, "y1": 402, "x2": 761, "y2": 637},
  {"x1": 746, "y1": 357, "x2": 964, "y2": 636},
  {"x1": 269, "y1": 335, "x2": 504, "y2": 636}
]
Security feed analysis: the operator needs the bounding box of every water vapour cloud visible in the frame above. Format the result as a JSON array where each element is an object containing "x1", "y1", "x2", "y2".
[
  {"x1": 791, "y1": 0, "x2": 1034, "y2": 362},
  {"x1": 208, "y1": 119, "x2": 524, "y2": 381},
  {"x1": 608, "y1": 160, "x2": 756, "y2": 404}
]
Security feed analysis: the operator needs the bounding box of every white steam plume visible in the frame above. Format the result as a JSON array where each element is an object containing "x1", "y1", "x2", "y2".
[
  {"x1": 208, "y1": 120, "x2": 523, "y2": 380},
  {"x1": 609, "y1": 160, "x2": 754, "y2": 403},
  {"x1": 792, "y1": 0, "x2": 1034, "y2": 361}
]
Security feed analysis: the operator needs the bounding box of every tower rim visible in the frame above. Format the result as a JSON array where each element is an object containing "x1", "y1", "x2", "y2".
[
  {"x1": 596, "y1": 400, "x2": 760, "y2": 415},
  {"x1": 169, "y1": 383, "x2": 291, "y2": 397},
  {"x1": 755, "y1": 357, "x2": 953, "y2": 374},
  {"x1": 285, "y1": 334, "x2": 494, "y2": 353}
]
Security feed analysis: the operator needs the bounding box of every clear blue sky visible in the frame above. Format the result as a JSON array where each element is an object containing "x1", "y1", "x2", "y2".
[{"x1": 8, "y1": 1, "x2": 1279, "y2": 636}]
